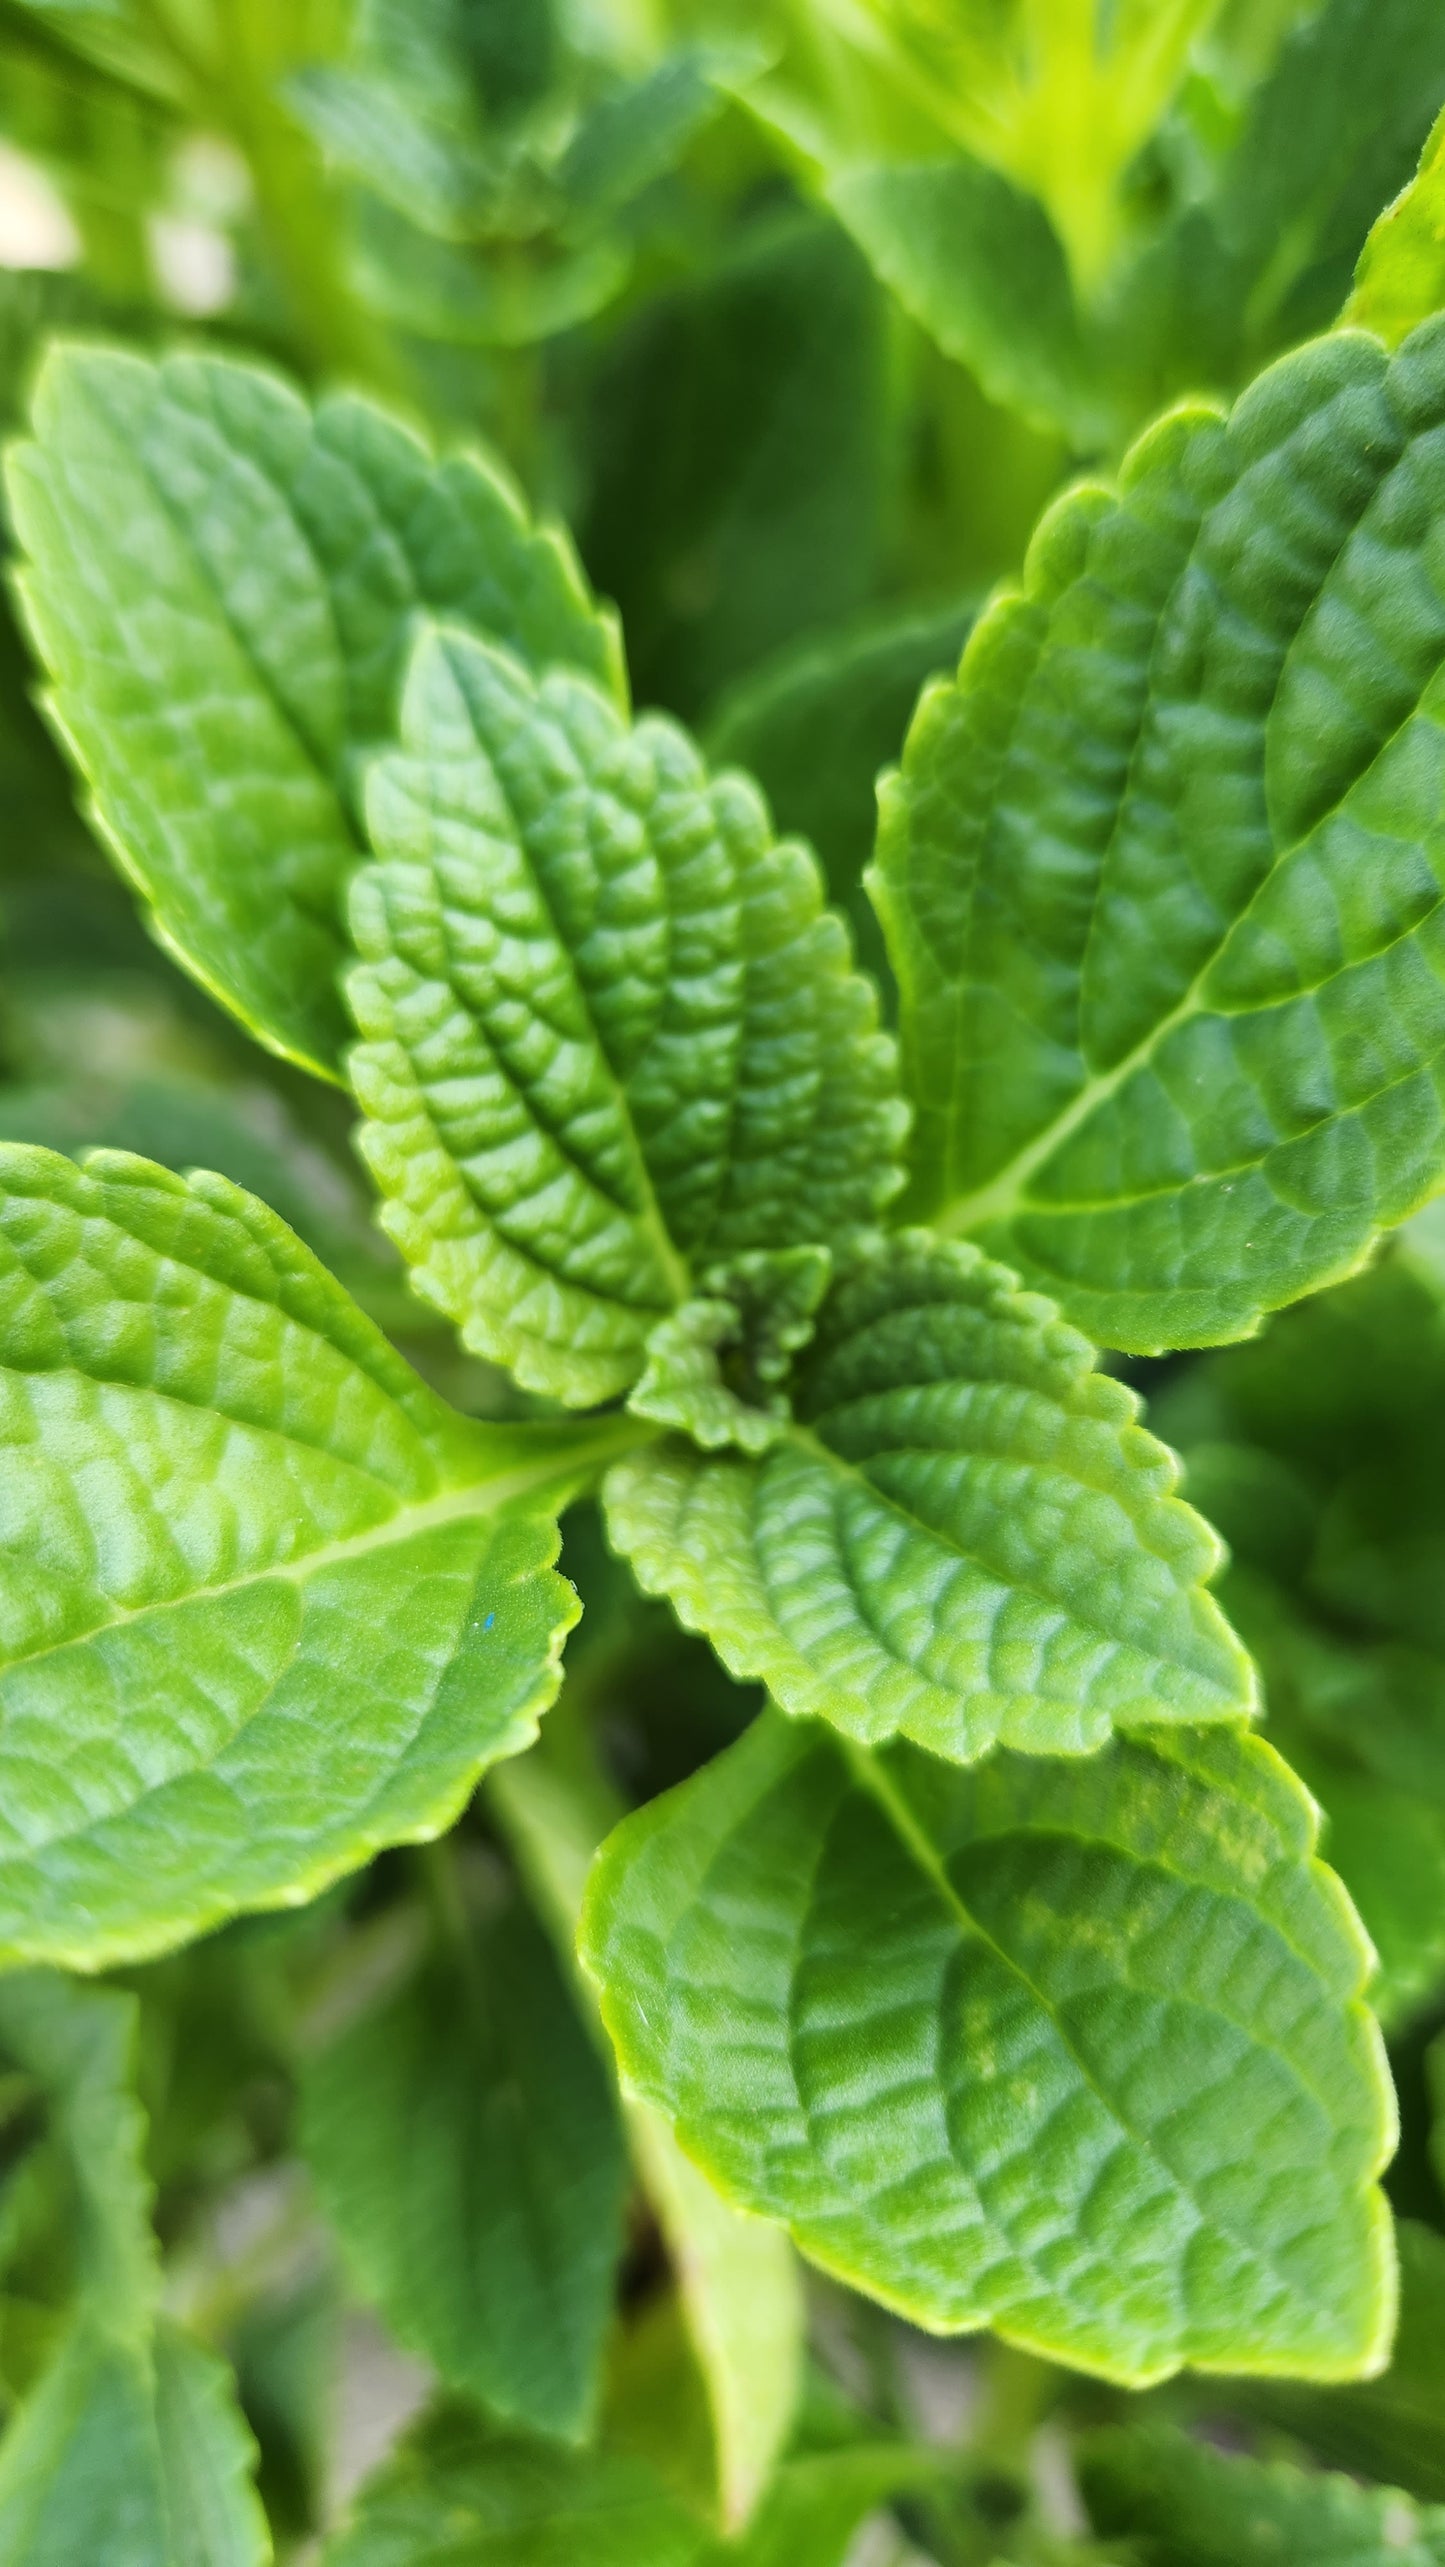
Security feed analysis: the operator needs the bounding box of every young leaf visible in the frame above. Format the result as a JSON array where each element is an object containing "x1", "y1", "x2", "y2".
[
  {"x1": 1080, "y1": 2421, "x2": 1445, "y2": 2565},
  {"x1": 348, "y1": 624, "x2": 906, "y2": 1406},
  {"x1": 489, "y1": 1737, "x2": 805, "y2": 2530},
  {"x1": 606, "y1": 1232, "x2": 1253, "y2": 1765},
  {"x1": 873, "y1": 316, "x2": 1445, "y2": 1349},
  {"x1": 581, "y1": 1709, "x2": 1395, "y2": 2387},
  {"x1": 1344, "y1": 103, "x2": 1445, "y2": 348},
  {"x1": 0, "y1": 1141, "x2": 618, "y2": 1970},
  {"x1": 0, "y1": 2320, "x2": 269, "y2": 2567},
  {"x1": 299, "y1": 1898, "x2": 628, "y2": 2441},
  {"x1": 5, "y1": 344, "x2": 622, "y2": 1077}
]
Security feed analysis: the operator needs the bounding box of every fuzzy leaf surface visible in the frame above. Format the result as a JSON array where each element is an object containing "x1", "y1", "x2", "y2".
[
  {"x1": 582, "y1": 1710, "x2": 1394, "y2": 2386},
  {"x1": 606, "y1": 1234, "x2": 1252, "y2": 1764},
  {"x1": 1081, "y1": 2422, "x2": 1445, "y2": 2564},
  {"x1": 1256, "y1": 2220, "x2": 1445, "y2": 2502},
  {"x1": 0, "y1": 1143, "x2": 599, "y2": 1970},
  {"x1": 300, "y1": 1901, "x2": 628, "y2": 2441},
  {"x1": 874, "y1": 316, "x2": 1445, "y2": 1348},
  {"x1": 5, "y1": 344, "x2": 621, "y2": 1076},
  {"x1": 348, "y1": 626, "x2": 905, "y2": 1405}
]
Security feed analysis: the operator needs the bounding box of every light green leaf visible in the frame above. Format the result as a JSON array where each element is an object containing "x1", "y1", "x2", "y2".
[
  {"x1": 347, "y1": 624, "x2": 905, "y2": 1407},
  {"x1": 581, "y1": 1708, "x2": 1395, "y2": 2385},
  {"x1": 873, "y1": 316, "x2": 1445, "y2": 1349},
  {"x1": 300, "y1": 1897, "x2": 628, "y2": 2441},
  {"x1": 488, "y1": 1737, "x2": 804, "y2": 2531},
  {"x1": 0, "y1": 1141, "x2": 615, "y2": 1970},
  {"x1": 628, "y1": 1248, "x2": 832, "y2": 1457},
  {"x1": 1081, "y1": 2421, "x2": 1445, "y2": 2565},
  {"x1": 829, "y1": 158, "x2": 1101, "y2": 446},
  {"x1": 1345, "y1": 104, "x2": 1445, "y2": 349},
  {"x1": 5, "y1": 343, "x2": 622, "y2": 1078},
  {"x1": 606, "y1": 1232, "x2": 1253, "y2": 1764},
  {"x1": 0, "y1": 2320, "x2": 269, "y2": 2567}
]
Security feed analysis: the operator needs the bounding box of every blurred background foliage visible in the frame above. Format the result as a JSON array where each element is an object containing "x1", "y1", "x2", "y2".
[{"x1": 3, "y1": 2, "x2": 1445, "y2": 2558}]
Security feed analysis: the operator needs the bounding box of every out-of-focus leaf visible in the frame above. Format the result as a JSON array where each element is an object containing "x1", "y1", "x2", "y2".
[
  {"x1": 580, "y1": 211, "x2": 895, "y2": 719},
  {"x1": 1082, "y1": 2419, "x2": 1445, "y2": 2563},
  {"x1": 1345, "y1": 102, "x2": 1445, "y2": 346},
  {"x1": 300, "y1": 1897, "x2": 628, "y2": 2440},
  {"x1": 705, "y1": 598, "x2": 976, "y2": 987}
]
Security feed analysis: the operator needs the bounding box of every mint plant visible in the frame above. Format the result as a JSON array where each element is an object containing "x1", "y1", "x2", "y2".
[{"x1": 4, "y1": 7, "x2": 1445, "y2": 2561}]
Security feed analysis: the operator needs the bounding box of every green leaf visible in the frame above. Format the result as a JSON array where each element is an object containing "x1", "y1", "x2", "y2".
[
  {"x1": 0, "y1": 2320, "x2": 269, "y2": 2567},
  {"x1": 5, "y1": 343, "x2": 622, "y2": 1078},
  {"x1": 0, "y1": 1973, "x2": 152, "y2": 2330},
  {"x1": 299, "y1": 1895, "x2": 628, "y2": 2441},
  {"x1": 321, "y1": 2392, "x2": 935, "y2": 2567},
  {"x1": 1346, "y1": 104, "x2": 1445, "y2": 348},
  {"x1": 1081, "y1": 2421, "x2": 1445, "y2": 2565},
  {"x1": 829, "y1": 158, "x2": 1102, "y2": 447},
  {"x1": 581, "y1": 1708, "x2": 1395, "y2": 2385},
  {"x1": 704, "y1": 600, "x2": 977, "y2": 991},
  {"x1": 1152, "y1": 1247, "x2": 1445, "y2": 2025},
  {"x1": 321, "y1": 2399, "x2": 712, "y2": 2567},
  {"x1": 873, "y1": 316, "x2": 1445, "y2": 1349},
  {"x1": 1256, "y1": 2219, "x2": 1445, "y2": 2500},
  {"x1": 488, "y1": 1736, "x2": 804, "y2": 2531},
  {"x1": 0, "y1": 1140, "x2": 613, "y2": 1970},
  {"x1": 606, "y1": 1232, "x2": 1253, "y2": 1764},
  {"x1": 347, "y1": 623, "x2": 905, "y2": 1408},
  {"x1": 578, "y1": 211, "x2": 894, "y2": 720}
]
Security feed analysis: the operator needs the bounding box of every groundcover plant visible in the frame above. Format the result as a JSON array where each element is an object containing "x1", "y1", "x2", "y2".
[{"x1": 8, "y1": 2, "x2": 1445, "y2": 2561}]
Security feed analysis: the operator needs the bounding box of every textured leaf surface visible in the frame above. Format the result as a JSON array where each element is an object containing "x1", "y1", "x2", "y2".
[
  {"x1": 488, "y1": 1739, "x2": 803, "y2": 2530},
  {"x1": 606, "y1": 1233, "x2": 1252, "y2": 1763},
  {"x1": 1346, "y1": 105, "x2": 1445, "y2": 348},
  {"x1": 300, "y1": 1900, "x2": 627, "y2": 2440},
  {"x1": 0, "y1": 1142, "x2": 603, "y2": 1969},
  {"x1": 5, "y1": 344, "x2": 621, "y2": 1075},
  {"x1": 0, "y1": 2321, "x2": 269, "y2": 2567},
  {"x1": 348, "y1": 625, "x2": 905, "y2": 1406},
  {"x1": 874, "y1": 316, "x2": 1445, "y2": 1349},
  {"x1": 582, "y1": 1710, "x2": 1394, "y2": 2386},
  {"x1": 1082, "y1": 2422, "x2": 1445, "y2": 2565}
]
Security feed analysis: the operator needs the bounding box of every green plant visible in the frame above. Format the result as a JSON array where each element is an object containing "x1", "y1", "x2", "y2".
[{"x1": 4, "y1": 4, "x2": 1445, "y2": 2561}]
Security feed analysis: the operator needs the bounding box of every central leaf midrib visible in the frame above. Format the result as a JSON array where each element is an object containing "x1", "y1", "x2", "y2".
[
  {"x1": 783, "y1": 1418, "x2": 1238, "y2": 1703},
  {"x1": 425, "y1": 686, "x2": 693, "y2": 1313}
]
